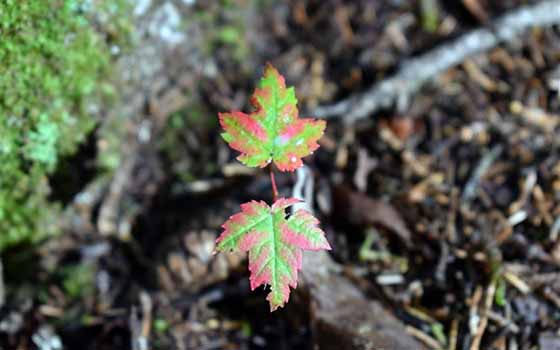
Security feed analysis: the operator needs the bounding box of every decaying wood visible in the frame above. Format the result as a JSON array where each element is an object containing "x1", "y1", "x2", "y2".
[
  {"x1": 301, "y1": 251, "x2": 427, "y2": 350},
  {"x1": 313, "y1": 0, "x2": 560, "y2": 123},
  {"x1": 295, "y1": 172, "x2": 423, "y2": 349}
]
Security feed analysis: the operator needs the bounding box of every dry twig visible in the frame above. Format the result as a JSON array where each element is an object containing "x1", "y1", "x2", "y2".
[
  {"x1": 470, "y1": 280, "x2": 497, "y2": 350},
  {"x1": 130, "y1": 291, "x2": 153, "y2": 350},
  {"x1": 314, "y1": 0, "x2": 560, "y2": 123}
]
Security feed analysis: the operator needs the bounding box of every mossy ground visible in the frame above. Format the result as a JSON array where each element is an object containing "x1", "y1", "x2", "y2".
[{"x1": 0, "y1": 0, "x2": 130, "y2": 250}]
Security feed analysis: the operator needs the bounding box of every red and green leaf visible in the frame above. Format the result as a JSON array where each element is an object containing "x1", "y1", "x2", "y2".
[
  {"x1": 215, "y1": 198, "x2": 330, "y2": 311},
  {"x1": 219, "y1": 63, "x2": 326, "y2": 172}
]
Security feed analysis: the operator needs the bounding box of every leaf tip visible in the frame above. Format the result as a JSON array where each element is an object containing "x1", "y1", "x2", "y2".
[
  {"x1": 267, "y1": 293, "x2": 288, "y2": 312},
  {"x1": 322, "y1": 241, "x2": 332, "y2": 251},
  {"x1": 263, "y1": 61, "x2": 279, "y2": 75},
  {"x1": 317, "y1": 119, "x2": 327, "y2": 135}
]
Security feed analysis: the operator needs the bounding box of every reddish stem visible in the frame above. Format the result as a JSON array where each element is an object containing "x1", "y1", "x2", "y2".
[{"x1": 270, "y1": 166, "x2": 279, "y2": 202}]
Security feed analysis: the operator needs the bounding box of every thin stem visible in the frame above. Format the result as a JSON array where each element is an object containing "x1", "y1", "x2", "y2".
[{"x1": 269, "y1": 166, "x2": 278, "y2": 202}]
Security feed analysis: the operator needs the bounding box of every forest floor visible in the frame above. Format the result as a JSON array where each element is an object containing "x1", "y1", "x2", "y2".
[{"x1": 2, "y1": 1, "x2": 560, "y2": 349}]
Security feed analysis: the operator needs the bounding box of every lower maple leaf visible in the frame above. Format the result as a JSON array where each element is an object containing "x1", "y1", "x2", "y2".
[{"x1": 215, "y1": 198, "x2": 331, "y2": 311}]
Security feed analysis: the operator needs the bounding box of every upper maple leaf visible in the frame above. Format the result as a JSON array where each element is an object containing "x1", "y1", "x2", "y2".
[
  {"x1": 219, "y1": 64, "x2": 326, "y2": 172},
  {"x1": 215, "y1": 198, "x2": 331, "y2": 311}
]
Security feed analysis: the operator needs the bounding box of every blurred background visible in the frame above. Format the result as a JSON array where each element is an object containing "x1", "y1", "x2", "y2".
[{"x1": 1, "y1": 0, "x2": 560, "y2": 349}]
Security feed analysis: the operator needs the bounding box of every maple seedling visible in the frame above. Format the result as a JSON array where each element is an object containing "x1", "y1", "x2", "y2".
[{"x1": 215, "y1": 64, "x2": 331, "y2": 311}]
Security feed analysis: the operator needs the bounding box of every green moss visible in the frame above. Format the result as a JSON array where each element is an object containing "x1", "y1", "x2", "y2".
[
  {"x1": 153, "y1": 319, "x2": 170, "y2": 334},
  {"x1": 195, "y1": 1, "x2": 251, "y2": 66},
  {"x1": 419, "y1": 0, "x2": 440, "y2": 33},
  {"x1": 0, "y1": 0, "x2": 130, "y2": 250},
  {"x1": 61, "y1": 263, "x2": 95, "y2": 300}
]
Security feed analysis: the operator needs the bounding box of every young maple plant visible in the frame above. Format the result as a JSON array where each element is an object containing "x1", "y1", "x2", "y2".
[{"x1": 215, "y1": 64, "x2": 331, "y2": 311}]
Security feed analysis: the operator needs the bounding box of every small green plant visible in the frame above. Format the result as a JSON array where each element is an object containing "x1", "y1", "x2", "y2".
[{"x1": 214, "y1": 64, "x2": 330, "y2": 311}]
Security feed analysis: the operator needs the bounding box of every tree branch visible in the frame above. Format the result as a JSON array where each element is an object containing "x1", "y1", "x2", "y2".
[{"x1": 313, "y1": 0, "x2": 560, "y2": 123}]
